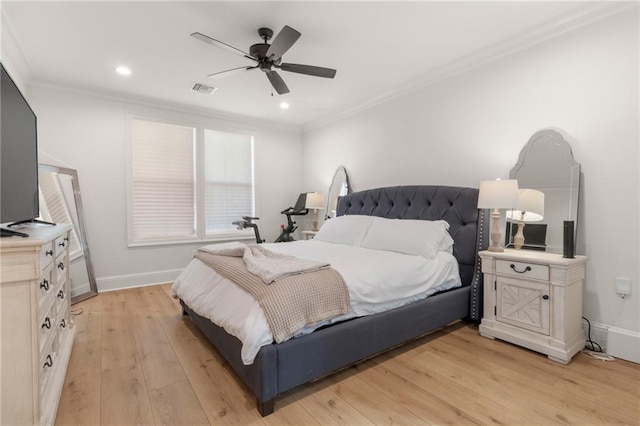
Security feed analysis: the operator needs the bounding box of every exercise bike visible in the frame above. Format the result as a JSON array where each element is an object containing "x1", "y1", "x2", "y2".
[{"x1": 232, "y1": 193, "x2": 309, "y2": 244}]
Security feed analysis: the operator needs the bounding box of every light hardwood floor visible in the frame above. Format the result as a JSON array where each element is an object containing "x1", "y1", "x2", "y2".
[{"x1": 55, "y1": 284, "x2": 640, "y2": 425}]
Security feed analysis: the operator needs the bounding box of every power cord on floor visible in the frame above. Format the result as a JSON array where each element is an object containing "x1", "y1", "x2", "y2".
[
  {"x1": 71, "y1": 307, "x2": 84, "y2": 316},
  {"x1": 581, "y1": 316, "x2": 615, "y2": 361},
  {"x1": 582, "y1": 316, "x2": 603, "y2": 352}
]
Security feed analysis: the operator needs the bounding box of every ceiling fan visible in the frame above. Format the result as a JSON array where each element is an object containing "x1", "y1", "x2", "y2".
[{"x1": 191, "y1": 26, "x2": 337, "y2": 95}]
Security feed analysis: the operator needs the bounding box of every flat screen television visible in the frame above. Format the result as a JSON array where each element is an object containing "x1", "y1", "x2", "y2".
[{"x1": 1, "y1": 62, "x2": 40, "y2": 237}]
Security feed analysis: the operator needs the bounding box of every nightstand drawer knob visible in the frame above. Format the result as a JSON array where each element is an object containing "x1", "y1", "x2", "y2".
[
  {"x1": 510, "y1": 264, "x2": 532, "y2": 274},
  {"x1": 542, "y1": 295, "x2": 549, "y2": 300}
]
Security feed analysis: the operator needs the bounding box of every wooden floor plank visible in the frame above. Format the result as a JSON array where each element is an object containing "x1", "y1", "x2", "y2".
[
  {"x1": 54, "y1": 285, "x2": 640, "y2": 426},
  {"x1": 147, "y1": 380, "x2": 210, "y2": 426},
  {"x1": 101, "y1": 364, "x2": 155, "y2": 426}
]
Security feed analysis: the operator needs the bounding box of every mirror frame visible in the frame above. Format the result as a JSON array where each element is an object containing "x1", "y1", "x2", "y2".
[
  {"x1": 39, "y1": 164, "x2": 98, "y2": 304},
  {"x1": 325, "y1": 166, "x2": 351, "y2": 220},
  {"x1": 508, "y1": 129, "x2": 581, "y2": 253}
]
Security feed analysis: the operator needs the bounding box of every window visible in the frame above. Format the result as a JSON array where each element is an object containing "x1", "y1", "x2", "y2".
[{"x1": 129, "y1": 118, "x2": 254, "y2": 245}]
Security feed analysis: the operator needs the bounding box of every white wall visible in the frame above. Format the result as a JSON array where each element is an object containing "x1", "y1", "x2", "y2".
[
  {"x1": 28, "y1": 85, "x2": 302, "y2": 290},
  {"x1": 302, "y1": 10, "x2": 639, "y2": 349}
]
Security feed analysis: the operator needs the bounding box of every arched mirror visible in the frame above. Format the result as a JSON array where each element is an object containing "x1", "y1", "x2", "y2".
[
  {"x1": 506, "y1": 129, "x2": 581, "y2": 254},
  {"x1": 325, "y1": 166, "x2": 350, "y2": 220},
  {"x1": 39, "y1": 164, "x2": 98, "y2": 303}
]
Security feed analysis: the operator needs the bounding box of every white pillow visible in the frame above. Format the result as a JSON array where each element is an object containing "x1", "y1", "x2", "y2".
[
  {"x1": 361, "y1": 217, "x2": 454, "y2": 258},
  {"x1": 313, "y1": 215, "x2": 374, "y2": 246}
]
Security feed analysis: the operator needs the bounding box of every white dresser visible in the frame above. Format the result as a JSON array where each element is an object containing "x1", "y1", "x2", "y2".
[
  {"x1": 0, "y1": 224, "x2": 75, "y2": 425},
  {"x1": 479, "y1": 249, "x2": 587, "y2": 364}
]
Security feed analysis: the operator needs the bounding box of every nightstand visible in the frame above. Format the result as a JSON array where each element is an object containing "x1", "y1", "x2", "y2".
[
  {"x1": 478, "y1": 249, "x2": 587, "y2": 364},
  {"x1": 301, "y1": 230, "x2": 318, "y2": 240}
]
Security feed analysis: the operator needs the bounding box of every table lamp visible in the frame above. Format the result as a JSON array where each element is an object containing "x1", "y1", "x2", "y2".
[
  {"x1": 506, "y1": 188, "x2": 544, "y2": 249},
  {"x1": 478, "y1": 179, "x2": 519, "y2": 252},
  {"x1": 305, "y1": 192, "x2": 325, "y2": 231}
]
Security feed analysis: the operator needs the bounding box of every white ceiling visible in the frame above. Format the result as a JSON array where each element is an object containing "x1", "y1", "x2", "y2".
[{"x1": 1, "y1": 1, "x2": 618, "y2": 128}]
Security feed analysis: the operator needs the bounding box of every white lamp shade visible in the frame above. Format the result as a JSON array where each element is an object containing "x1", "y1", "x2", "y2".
[
  {"x1": 305, "y1": 192, "x2": 325, "y2": 209},
  {"x1": 506, "y1": 189, "x2": 544, "y2": 222},
  {"x1": 477, "y1": 179, "x2": 519, "y2": 209}
]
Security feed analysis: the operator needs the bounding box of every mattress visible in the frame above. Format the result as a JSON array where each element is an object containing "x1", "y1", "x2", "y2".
[{"x1": 172, "y1": 240, "x2": 461, "y2": 364}]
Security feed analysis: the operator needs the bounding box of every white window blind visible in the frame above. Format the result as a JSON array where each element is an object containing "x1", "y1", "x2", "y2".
[
  {"x1": 131, "y1": 119, "x2": 196, "y2": 242},
  {"x1": 129, "y1": 118, "x2": 254, "y2": 245},
  {"x1": 204, "y1": 129, "x2": 253, "y2": 235}
]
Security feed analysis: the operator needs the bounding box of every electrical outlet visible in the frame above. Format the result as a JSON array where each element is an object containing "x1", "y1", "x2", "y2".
[{"x1": 615, "y1": 277, "x2": 632, "y2": 297}]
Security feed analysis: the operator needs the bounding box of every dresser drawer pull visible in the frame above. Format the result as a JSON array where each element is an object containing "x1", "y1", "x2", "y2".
[
  {"x1": 40, "y1": 279, "x2": 50, "y2": 291},
  {"x1": 57, "y1": 262, "x2": 65, "y2": 271},
  {"x1": 58, "y1": 241, "x2": 66, "y2": 248},
  {"x1": 57, "y1": 290, "x2": 65, "y2": 300},
  {"x1": 542, "y1": 295, "x2": 549, "y2": 300},
  {"x1": 510, "y1": 264, "x2": 532, "y2": 274},
  {"x1": 42, "y1": 317, "x2": 51, "y2": 329},
  {"x1": 43, "y1": 354, "x2": 53, "y2": 369},
  {"x1": 45, "y1": 249, "x2": 53, "y2": 257},
  {"x1": 60, "y1": 318, "x2": 66, "y2": 328}
]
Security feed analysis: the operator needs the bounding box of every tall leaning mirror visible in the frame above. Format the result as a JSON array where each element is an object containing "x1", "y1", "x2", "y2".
[
  {"x1": 39, "y1": 164, "x2": 98, "y2": 303},
  {"x1": 506, "y1": 129, "x2": 581, "y2": 254},
  {"x1": 325, "y1": 166, "x2": 350, "y2": 220}
]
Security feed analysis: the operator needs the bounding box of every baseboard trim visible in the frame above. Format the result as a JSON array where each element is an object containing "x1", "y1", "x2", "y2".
[
  {"x1": 607, "y1": 326, "x2": 640, "y2": 364},
  {"x1": 582, "y1": 320, "x2": 609, "y2": 351},
  {"x1": 582, "y1": 320, "x2": 639, "y2": 364},
  {"x1": 97, "y1": 269, "x2": 182, "y2": 293}
]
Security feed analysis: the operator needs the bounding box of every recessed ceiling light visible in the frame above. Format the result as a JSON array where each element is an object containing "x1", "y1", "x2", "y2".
[
  {"x1": 115, "y1": 66, "x2": 131, "y2": 76},
  {"x1": 279, "y1": 102, "x2": 290, "y2": 110}
]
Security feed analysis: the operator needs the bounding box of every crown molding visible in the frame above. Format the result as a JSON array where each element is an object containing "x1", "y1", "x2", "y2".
[
  {"x1": 302, "y1": 1, "x2": 637, "y2": 133},
  {"x1": 0, "y1": 7, "x2": 34, "y2": 91}
]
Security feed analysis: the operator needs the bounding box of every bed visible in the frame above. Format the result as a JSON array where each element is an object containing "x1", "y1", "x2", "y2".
[{"x1": 176, "y1": 185, "x2": 489, "y2": 416}]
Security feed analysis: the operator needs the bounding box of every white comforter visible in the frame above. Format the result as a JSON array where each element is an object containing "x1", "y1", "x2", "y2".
[{"x1": 172, "y1": 240, "x2": 461, "y2": 365}]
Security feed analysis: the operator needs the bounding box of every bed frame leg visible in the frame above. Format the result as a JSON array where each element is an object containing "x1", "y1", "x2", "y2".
[{"x1": 257, "y1": 398, "x2": 275, "y2": 416}]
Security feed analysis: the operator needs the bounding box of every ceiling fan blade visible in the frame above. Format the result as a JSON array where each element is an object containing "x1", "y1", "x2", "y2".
[
  {"x1": 208, "y1": 65, "x2": 258, "y2": 79},
  {"x1": 266, "y1": 25, "x2": 301, "y2": 62},
  {"x1": 265, "y1": 71, "x2": 290, "y2": 95},
  {"x1": 279, "y1": 63, "x2": 337, "y2": 79},
  {"x1": 191, "y1": 32, "x2": 257, "y2": 62}
]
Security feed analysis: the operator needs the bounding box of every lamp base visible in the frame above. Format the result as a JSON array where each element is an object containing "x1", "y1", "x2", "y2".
[
  {"x1": 514, "y1": 220, "x2": 525, "y2": 249},
  {"x1": 312, "y1": 209, "x2": 319, "y2": 232},
  {"x1": 488, "y1": 209, "x2": 505, "y2": 252}
]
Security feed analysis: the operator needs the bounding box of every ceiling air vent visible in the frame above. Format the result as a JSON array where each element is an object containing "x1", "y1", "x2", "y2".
[{"x1": 192, "y1": 82, "x2": 218, "y2": 95}]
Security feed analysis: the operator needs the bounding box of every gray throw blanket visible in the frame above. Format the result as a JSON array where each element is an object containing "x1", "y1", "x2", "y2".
[{"x1": 195, "y1": 244, "x2": 351, "y2": 343}]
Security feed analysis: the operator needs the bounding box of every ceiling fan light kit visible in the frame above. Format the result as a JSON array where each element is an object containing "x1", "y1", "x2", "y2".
[{"x1": 192, "y1": 25, "x2": 337, "y2": 95}]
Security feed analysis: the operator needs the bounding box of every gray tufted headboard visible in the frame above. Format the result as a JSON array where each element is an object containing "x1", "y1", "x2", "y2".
[{"x1": 336, "y1": 185, "x2": 489, "y2": 320}]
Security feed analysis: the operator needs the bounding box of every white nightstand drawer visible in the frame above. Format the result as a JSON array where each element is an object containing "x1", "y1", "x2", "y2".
[{"x1": 496, "y1": 259, "x2": 549, "y2": 281}]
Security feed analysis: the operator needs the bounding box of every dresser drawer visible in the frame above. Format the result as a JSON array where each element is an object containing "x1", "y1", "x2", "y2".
[
  {"x1": 39, "y1": 241, "x2": 55, "y2": 271},
  {"x1": 496, "y1": 259, "x2": 549, "y2": 281},
  {"x1": 54, "y1": 234, "x2": 70, "y2": 254},
  {"x1": 55, "y1": 255, "x2": 67, "y2": 284},
  {"x1": 39, "y1": 302, "x2": 58, "y2": 349},
  {"x1": 38, "y1": 265, "x2": 54, "y2": 306},
  {"x1": 39, "y1": 337, "x2": 57, "y2": 402}
]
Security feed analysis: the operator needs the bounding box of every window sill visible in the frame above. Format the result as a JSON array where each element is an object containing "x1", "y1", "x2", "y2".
[{"x1": 127, "y1": 231, "x2": 256, "y2": 248}]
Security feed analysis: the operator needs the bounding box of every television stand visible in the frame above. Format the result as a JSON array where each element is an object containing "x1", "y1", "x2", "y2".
[
  {"x1": 0, "y1": 228, "x2": 29, "y2": 238},
  {"x1": 7, "y1": 218, "x2": 56, "y2": 227}
]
